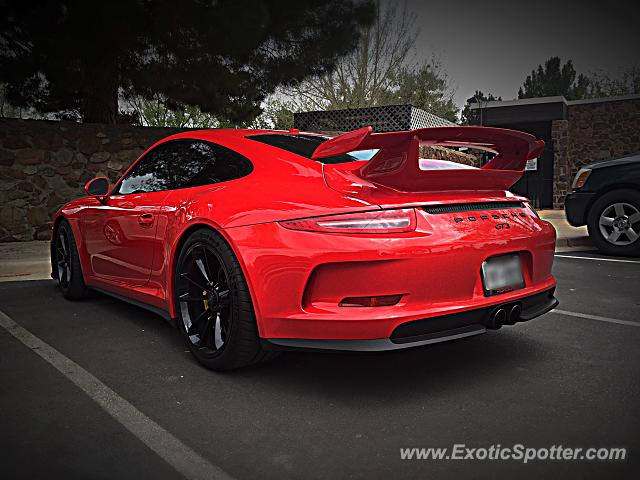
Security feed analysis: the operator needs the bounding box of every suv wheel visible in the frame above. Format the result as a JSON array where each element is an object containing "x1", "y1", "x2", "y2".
[{"x1": 587, "y1": 189, "x2": 640, "y2": 256}]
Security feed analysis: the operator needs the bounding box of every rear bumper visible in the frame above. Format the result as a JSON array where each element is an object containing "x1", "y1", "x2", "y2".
[
  {"x1": 565, "y1": 191, "x2": 596, "y2": 226},
  {"x1": 263, "y1": 287, "x2": 558, "y2": 351},
  {"x1": 226, "y1": 202, "x2": 556, "y2": 343},
  {"x1": 264, "y1": 325, "x2": 487, "y2": 351}
]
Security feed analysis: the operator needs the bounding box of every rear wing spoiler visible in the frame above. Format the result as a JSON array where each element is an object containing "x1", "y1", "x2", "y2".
[{"x1": 312, "y1": 126, "x2": 544, "y2": 192}]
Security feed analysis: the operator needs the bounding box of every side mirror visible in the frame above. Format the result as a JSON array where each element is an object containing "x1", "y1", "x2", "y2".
[{"x1": 85, "y1": 177, "x2": 110, "y2": 197}]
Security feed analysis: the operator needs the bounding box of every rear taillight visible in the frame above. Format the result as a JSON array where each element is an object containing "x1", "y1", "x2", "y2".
[{"x1": 279, "y1": 209, "x2": 417, "y2": 234}]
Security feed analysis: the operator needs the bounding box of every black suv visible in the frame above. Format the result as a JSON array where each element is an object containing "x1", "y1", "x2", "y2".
[{"x1": 565, "y1": 153, "x2": 640, "y2": 256}]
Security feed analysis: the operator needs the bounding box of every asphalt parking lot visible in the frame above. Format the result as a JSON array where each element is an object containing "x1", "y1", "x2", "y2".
[{"x1": 1, "y1": 250, "x2": 639, "y2": 479}]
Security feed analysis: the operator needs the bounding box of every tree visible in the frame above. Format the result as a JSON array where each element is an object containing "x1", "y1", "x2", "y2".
[
  {"x1": 460, "y1": 90, "x2": 502, "y2": 125},
  {"x1": 0, "y1": 0, "x2": 374, "y2": 124},
  {"x1": 518, "y1": 56, "x2": 590, "y2": 100},
  {"x1": 283, "y1": 1, "x2": 416, "y2": 110},
  {"x1": 587, "y1": 66, "x2": 640, "y2": 97},
  {"x1": 0, "y1": 83, "x2": 22, "y2": 118},
  {"x1": 391, "y1": 61, "x2": 458, "y2": 122},
  {"x1": 0, "y1": 82, "x2": 51, "y2": 120},
  {"x1": 275, "y1": 2, "x2": 458, "y2": 122},
  {"x1": 254, "y1": 97, "x2": 297, "y2": 130},
  {"x1": 125, "y1": 93, "x2": 218, "y2": 128}
]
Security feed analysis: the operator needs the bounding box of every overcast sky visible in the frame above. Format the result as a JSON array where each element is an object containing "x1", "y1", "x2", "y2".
[{"x1": 401, "y1": 0, "x2": 639, "y2": 108}]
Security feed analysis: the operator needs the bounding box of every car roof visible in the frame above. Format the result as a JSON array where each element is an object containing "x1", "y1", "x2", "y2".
[
  {"x1": 162, "y1": 128, "x2": 326, "y2": 141},
  {"x1": 131, "y1": 129, "x2": 334, "y2": 172},
  {"x1": 141, "y1": 129, "x2": 339, "y2": 168}
]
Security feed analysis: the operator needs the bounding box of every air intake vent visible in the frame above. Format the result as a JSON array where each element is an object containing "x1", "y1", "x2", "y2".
[{"x1": 422, "y1": 202, "x2": 524, "y2": 214}]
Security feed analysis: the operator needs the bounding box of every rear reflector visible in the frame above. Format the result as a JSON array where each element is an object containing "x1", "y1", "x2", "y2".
[
  {"x1": 280, "y1": 209, "x2": 417, "y2": 234},
  {"x1": 339, "y1": 294, "x2": 403, "y2": 307}
]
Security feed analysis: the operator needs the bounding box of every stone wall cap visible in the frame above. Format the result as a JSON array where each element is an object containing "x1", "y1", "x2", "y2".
[
  {"x1": 566, "y1": 94, "x2": 640, "y2": 106},
  {"x1": 470, "y1": 96, "x2": 566, "y2": 109}
]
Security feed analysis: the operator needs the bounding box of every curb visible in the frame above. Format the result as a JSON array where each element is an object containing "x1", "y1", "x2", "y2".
[{"x1": 555, "y1": 236, "x2": 593, "y2": 249}]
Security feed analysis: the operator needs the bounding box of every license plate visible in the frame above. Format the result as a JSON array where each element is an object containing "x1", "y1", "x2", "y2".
[{"x1": 481, "y1": 254, "x2": 525, "y2": 296}]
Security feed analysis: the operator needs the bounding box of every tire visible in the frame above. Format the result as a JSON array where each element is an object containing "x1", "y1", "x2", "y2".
[
  {"x1": 53, "y1": 220, "x2": 89, "y2": 299},
  {"x1": 173, "y1": 228, "x2": 278, "y2": 371},
  {"x1": 587, "y1": 189, "x2": 640, "y2": 257}
]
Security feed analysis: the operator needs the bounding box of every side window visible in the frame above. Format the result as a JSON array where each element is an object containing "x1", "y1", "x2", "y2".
[
  {"x1": 171, "y1": 141, "x2": 253, "y2": 189},
  {"x1": 116, "y1": 140, "x2": 252, "y2": 194},
  {"x1": 116, "y1": 142, "x2": 181, "y2": 194}
]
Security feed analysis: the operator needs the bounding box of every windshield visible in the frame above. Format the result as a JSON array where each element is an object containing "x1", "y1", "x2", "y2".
[{"x1": 247, "y1": 133, "x2": 378, "y2": 164}]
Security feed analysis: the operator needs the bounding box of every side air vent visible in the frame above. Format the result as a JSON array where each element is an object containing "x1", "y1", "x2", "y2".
[{"x1": 422, "y1": 201, "x2": 524, "y2": 214}]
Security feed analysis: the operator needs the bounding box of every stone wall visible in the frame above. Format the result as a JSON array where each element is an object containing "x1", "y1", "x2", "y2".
[
  {"x1": 551, "y1": 119, "x2": 569, "y2": 208},
  {"x1": 553, "y1": 97, "x2": 640, "y2": 208},
  {"x1": 0, "y1": 118, "x2": 181, "y2": 241}
]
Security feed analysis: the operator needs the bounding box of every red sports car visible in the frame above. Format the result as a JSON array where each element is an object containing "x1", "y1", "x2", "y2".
[{"x1": 51, "y1": 126, "x2": 558, "y2": 370}]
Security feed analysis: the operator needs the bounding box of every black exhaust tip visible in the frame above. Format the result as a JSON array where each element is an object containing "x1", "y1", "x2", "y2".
[
  {"x1": 507, "y1": 304, "x2": 522, "y2": 325},
  {"x1": 487, "y1": 307, "x2": 507, "y2": 329}
]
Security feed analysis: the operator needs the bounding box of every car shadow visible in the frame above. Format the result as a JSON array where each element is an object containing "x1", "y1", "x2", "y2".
[
  {"x1": 233, "y1": 328, "x2": 545, "y2": 401},
  {"x1": 32, "y1": 280, "x2": 547, "y2": 401}
]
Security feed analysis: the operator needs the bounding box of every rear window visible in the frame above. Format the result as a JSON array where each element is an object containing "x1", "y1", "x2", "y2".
[{"x1": 247, "y1": 134, "x2": 378, "y2": 164}]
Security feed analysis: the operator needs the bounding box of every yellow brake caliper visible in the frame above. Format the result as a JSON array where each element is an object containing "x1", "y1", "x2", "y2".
[{"x1": 203, "y1": 290, "x2": 211, "y2": 319}]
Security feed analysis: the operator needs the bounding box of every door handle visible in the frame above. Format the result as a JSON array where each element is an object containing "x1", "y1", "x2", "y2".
[{"x1": 138, "y1": 213, "x2": 154, "y2": 227}]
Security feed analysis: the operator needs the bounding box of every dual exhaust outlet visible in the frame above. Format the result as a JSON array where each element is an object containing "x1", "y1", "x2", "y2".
[{"x1": 487, "y1": 302, "x2": 522, "y2": 329}]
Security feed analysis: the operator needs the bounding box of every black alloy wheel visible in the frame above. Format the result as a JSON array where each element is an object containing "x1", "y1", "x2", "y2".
[
  {"x1": 55, "y1": 228, "x2": 72, "y2": 289},
  {"x1": 53, "y1": 220, "x2": 88, "y2": 299},
  {"x1": 174, "y1": 228, "x2": 278, "y2": 370},
  {"x1": 176, "y1": 242, "x2": 233, "y2": 354}
]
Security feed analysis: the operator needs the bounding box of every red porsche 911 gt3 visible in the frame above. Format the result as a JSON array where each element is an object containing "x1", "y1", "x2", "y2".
[{"x1": 51, "y1": 125, "x2": 558, "y2": 370}]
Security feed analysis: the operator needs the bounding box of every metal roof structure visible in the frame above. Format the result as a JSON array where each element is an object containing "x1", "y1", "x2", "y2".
[
  {"x1": 469, "y1": 94, "x2": 640, "y2": 110},
  {"x1": 293, "y1": 104, "x2": 455, "y2": 133}
]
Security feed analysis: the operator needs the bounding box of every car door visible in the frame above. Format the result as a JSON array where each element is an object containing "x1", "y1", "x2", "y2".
[{"x1": 82, "y1": 141, "x2": 185, "y2": 286}]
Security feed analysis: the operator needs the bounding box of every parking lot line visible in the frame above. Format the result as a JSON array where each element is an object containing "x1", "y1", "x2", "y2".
[
  {"x1": 554, "y1": 254, "x2": 640, "y2": 264},
  {"x1": 552, "y1": 309, "x2": 640, "y2": 327},
  {"x1": 0, "y1": 310, "x2": 235, "y2": 480}
]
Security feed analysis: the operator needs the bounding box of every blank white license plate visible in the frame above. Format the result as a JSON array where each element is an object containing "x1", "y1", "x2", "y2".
[{"x1": 481, "y1": 254, "x2": 525, "y2": 295}]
